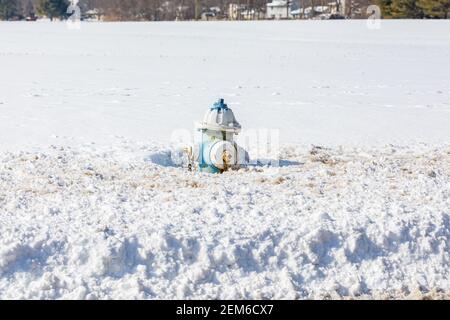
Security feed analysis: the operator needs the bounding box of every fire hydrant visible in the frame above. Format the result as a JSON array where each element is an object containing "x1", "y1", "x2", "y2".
[{"x1": 186, "y1": 99, "x2": 248, "y2": 173}]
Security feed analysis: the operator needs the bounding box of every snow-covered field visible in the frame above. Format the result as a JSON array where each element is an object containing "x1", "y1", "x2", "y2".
[{"x1": 0, "y1": 20, "x2": 449, "y2": 299}]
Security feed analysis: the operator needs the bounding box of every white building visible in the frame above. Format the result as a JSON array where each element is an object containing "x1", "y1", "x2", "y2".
[
  {"x1": 228, "y1": 3, "x2": 246, "y2": 20},
  {"x1": 266, "y1": 1, "x2": 290, "y2": 19},
  {"x1": 287, "y1": 1, "x2": 346, "y2": 19},
  {"x1": 291, "y1": 2, "x2": 346, "y2": 19},
  {"x1": 83, "y1": 9, "x2": 103, "y2": 21}
]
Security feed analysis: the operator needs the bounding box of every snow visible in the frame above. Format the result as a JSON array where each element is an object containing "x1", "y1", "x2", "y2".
[
  {"x1": 0, "y1": 20, "x2": 449, "y2": 299},
  {"x1": 1, "y1": 20, "x2": 449, "y2": 150},
  {"x1": 267, "y1": 1, "x2": 288, "y2": 7}
]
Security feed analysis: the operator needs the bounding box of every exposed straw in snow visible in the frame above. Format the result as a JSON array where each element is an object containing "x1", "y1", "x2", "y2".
[{"x1": 0, "y1": 140, "x2": 449, "y2": 299}]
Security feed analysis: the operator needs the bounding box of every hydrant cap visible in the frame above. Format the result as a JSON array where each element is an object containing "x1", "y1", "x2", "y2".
[
  {"x1": 196, "y1": 99, "x2": 241, "y2": 133},
  {"x1": 212, "y1": 99, "x2": 228, "y2": 110}
]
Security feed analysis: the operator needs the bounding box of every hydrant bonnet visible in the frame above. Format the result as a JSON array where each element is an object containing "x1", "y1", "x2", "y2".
[{"x1": 196, "y1": 99, "x2": 241, "y2": 133}]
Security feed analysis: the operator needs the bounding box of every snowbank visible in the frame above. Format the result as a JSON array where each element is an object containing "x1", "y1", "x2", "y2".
[
  {"x1": 0, "y1": 141, "x2": 448, "y2": 299},
  {"x1": 1, "y1": 20, "x2": 449, "y2": 299}
]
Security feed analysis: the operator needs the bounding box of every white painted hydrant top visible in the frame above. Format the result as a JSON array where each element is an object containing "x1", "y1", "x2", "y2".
[{"x1": 195, "y1": 99, "x2": 241, "y2": 133}]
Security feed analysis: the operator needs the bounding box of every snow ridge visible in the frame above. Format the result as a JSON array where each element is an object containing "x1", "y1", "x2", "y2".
[{"x1": 0, "y1": 141, "x2": 449, "y2": 299}]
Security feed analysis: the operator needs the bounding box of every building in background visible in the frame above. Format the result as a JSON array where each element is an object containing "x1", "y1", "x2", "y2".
[
  {"x1": 83, "y1": 9, "x2": 103, "y2": 21},
  {"x1": 291, "y1": 1, "x2": 346, "y2": 19},
  {"x1": 228, "y1": 3, "x2": 247, "y2": 20},
  {"x1": 266, "y1": 1, "x2": 290, "y2": 19}
]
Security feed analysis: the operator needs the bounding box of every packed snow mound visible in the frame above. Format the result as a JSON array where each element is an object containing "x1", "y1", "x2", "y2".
[{"x1": 0, "y1": 141, "x2": 449, "y2": 299}]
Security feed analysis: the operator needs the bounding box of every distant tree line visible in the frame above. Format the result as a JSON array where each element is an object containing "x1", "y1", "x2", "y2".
[
  {"x1": 0, "y1": 0, "x2": 449, "y2": 20},
  {"x1": 76, "y1": 0, "x2": 271, "y2": 21},
  {"x1": 2, "y1": 0, "x2": 267, "y2": 21},
  {"x1": 378, "y1": 0, "x2": 449, "y2": 18},
  {"x1": 0, "y1": 0, "x2": 69, "y2": 20}
]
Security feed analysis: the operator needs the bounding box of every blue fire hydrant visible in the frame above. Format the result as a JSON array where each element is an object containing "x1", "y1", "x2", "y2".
[{"x1": 190, "y1": 99, "x2": 247, "y2": 173}]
